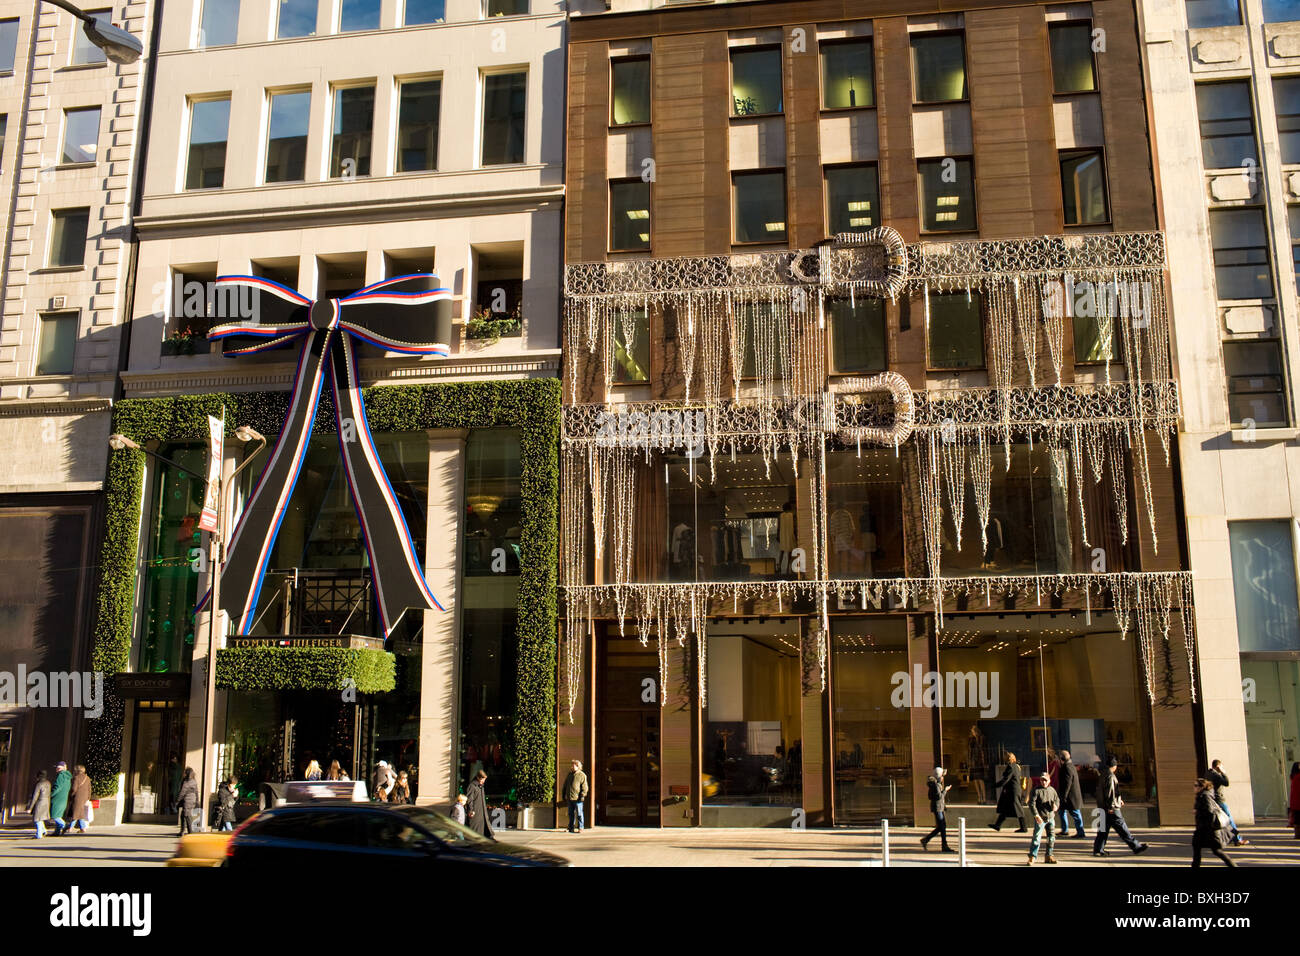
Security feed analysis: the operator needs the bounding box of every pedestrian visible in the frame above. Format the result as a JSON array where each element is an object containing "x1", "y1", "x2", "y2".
[
  {"x1": 1192, "y1": 778, "x2": 1237, "y2": 867},
  {"x1": 562, "y1": 759, "x2": 589, "y2": 833},
  {"x1": 1205, "y1": 759, "x2": 1248, "y2": 846},
  {"x1": 27, "y1": 770, "x2": 52, "y2": 839},
  {"x1": 451, "y1": 793, "x2": 468, "y2": 825},
  {"x1": 372, "y1": 760, "x2": 394, "y2": 796},
  {"x1": 303, "y1": 759, "x2": 323, "y2": 781},
  {"x1": 68, "y1": 764, "x2": 92, "y2": 834},
  {"x1": 1057, "y1": 749, "x2": 1086, "y2": 837},
  {"x1": 989, "y1": 752, "x2": 1028, "y2": 832},
  {"x1": 177, "y1": 766, "x2": 200, "y2": 836},
  {"x1": 326, "y1": 759, "x2": 349, "y2": 781},
  {"x1": 1092, "y1": 755, "x2": 1149, "y2": 857},
  {"x1": 921, "y1": 765, "x2": 954, "y2": 852},
  {"x1": 217, "y1": 776, "x2": 238, "y2": 831},
  {"x1": 390, "y1": 770, "x2": 412, "y2": 805},
  {"x1": 49, "y1": 761, "x2": 70, "y2": 836},
  {"x1": 1027, "y1": 771, "x2": 1060, "y2": 865},
  {"x1": 1288, "y1": 762, "x2": 1300, "y2": 840},
  {"x1": 464, "y1": 769, "x2": 494, "y2": 839}
]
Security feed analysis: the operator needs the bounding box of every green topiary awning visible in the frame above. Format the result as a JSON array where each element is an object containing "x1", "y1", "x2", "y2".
[{"x1": 215, "y1": 646, "x2": 396, "y2": 693}]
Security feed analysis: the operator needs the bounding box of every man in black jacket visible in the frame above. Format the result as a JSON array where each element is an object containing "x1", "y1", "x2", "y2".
[
  {"x1": 921, "y1": 766, "x2": 955, "y2": 852},
  {"x1": 1093, "y1": 755, "x2": 1148, "y2": 857},
  {"x1": 1058, "y1": 750, "x2": 1086, "y2": 838},
  {"x1": 464, "y1": 769, "x2": 494, "y2": 839},
  {"x1": 1206, "y1": 760, "x2": 1247, "y2": 846},
  {"x1": 989, "y1": 753, "x2": 1028, "y2": 832}
]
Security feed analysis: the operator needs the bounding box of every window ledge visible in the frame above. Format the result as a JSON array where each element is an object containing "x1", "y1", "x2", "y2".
[
  {"x1": 1231, "y1": 427, "x2": 1297, "y2": 442},
  {"x1": 55, "y1": 162, "x2": 97, "y2": 171},
  {"x1": 57, "y1": 62, "x2": 108, "y2": 72},
  {"x1": 30, "y1": 266, "x2": 86, "y2": 275}
]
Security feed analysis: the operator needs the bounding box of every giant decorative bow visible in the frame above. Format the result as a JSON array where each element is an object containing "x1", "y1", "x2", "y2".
[{"x1": 200, "y1": 273, "x2": 452, "y2": 636}]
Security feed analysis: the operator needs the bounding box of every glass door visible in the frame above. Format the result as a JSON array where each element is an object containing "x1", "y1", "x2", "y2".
[
  {"x1": 598, "y1": 636, "x2": 660, "y2": 825},
  {"x1": 128, "y1": 703, "x2": 187, "y2": 818}
]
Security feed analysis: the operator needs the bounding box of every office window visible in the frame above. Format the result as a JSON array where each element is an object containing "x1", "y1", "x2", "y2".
[
  {"x1": 1263, "y1": 0, "x2": 1300, "y2": 23},
  {"x1": 927, "y1": 292, "x2": 984, "y2": 369},
  {"x1": 830, "y1": 297, "x2": 887, "y2": 373},
  {"x1": 340, "y1": 0, "x2": 380, "y2": 32},
  {"x1": 821, "y1": 39, "x2": 874, "y2": 110},
  {"x1": 911, "y1": 32, "x2": 967, "y2": 103},
  {"x1": 1290, "y1": 205, "x2": 1300, "y2": 293},
  {"x1": 610, "y1": 179, "x2": 650, "y2": 252},
  {"x1": 731, "y1": 46, "x2": 782, "y2": 116},
  {"x1": 61, "y1": 107, "x2": 100, "y2": 165},
  {"x1": 486, "y1": 0, "x2": 528, "y2": 15},
  {"x1": 1196, "y1": 81, "x2": 1257, "y2": 170},
  {"x1": 405, "y1": 0, "x2": 446, "y2": 24},
  {"x1": 1229, "y1": 521, "x2": 1300, "y2": 649},
  {"x1": 1209, "y1": 207, "x2": 1273, "y2": 299},
  {"x1": 1060, "y1": 149, "x2": 1109, "y2": 225},
  {"x1": 49, "y1": 208, "x2": 89, "y2": 267},
  {"x1": 612, "y1": 308, "x2": 649, "y2": 383},
  {"x1": 1275, "y1": 76, "x2": 1300, "y2": 165},
  {"x1": 331, "y1": 85, "x2": 374, "y2": 178},
  {"x1": 825, "y1": 164, "x2": 880, "y2": 235},
  {"x1": 71, "y1": 10, "x2": 111, "y2": 65},
  {"x1": 186, "y1": 97, "x2": 231, "y2": 189},
  {"x1": 1048, "y1": 22, "x2": 1097, "y2": 93},
  {"x1": 1225, "y1": 341, "x2": 1288, "y2": 427},
  {"x1": 277, "y1": 0, "x2": 316, "y2": 38},
  {"x1": 198, "y1": 0, "x2": 239, "y2": 46},
  {"x1": 733, "y1": 170, "x2": 787, "y2": 244},
  {"x1": 1074, "y1": 313, "x2": 1118, "y2": 364},
  {"x1": 481, "y1": 72, "x2": 526, "y2": 166},
  {"x1": 37, "y1": 312, "x2": 78, "y2": 375},
  {"x1": 396, "y1": 79, "x2": 441, "y2": 172},
  {"x1": 611, "y1": 57, "x2": 650, "y2": 126},
  {"x1": 1186, "y1": 0, "x2": 1242, "y2": 27},
  {"x1": 265, "y1": 90, "x2": 310, "y2": 183},
  {"x1": 918, "y1": 158, "x2": 976, "y2": 232},
  {"x1": 0, "y1": 18, "x2": 18, "y2": 73}
]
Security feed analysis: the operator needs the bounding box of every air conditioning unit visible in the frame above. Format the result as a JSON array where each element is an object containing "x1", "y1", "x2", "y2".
[{"x1": 50, "y1": 296, "x2": 66, "y2": 310}]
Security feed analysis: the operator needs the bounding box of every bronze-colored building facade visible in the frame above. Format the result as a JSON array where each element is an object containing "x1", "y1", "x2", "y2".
[{"x1": 557, "y1": 0, "x2": 1199, "y2": 829}]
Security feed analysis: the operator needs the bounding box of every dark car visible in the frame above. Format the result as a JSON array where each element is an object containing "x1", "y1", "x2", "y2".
[{"x1": 224, "y1": 803, "x2": 570, "y2": 868}]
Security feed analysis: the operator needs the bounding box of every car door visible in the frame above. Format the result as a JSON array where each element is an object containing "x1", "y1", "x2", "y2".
[{"x1": 231, "y1": 809, "x2": 364, "y2": 866}]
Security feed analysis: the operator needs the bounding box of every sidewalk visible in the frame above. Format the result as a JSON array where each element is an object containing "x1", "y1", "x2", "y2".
[{"x1": 0, "y1": 821, "x2": 1295, "y2": 867}]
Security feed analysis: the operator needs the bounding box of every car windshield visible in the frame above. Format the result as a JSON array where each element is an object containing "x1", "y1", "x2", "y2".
[{"x1": 392, "y1": 805, "x2": 492, "y2": 845}]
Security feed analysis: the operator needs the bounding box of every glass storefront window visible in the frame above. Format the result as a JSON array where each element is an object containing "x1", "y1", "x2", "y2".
[
  {"x1": 665, "y1": 454, "x2": 798, "y2": 583},
  {"x1": 1241, "y1": 659, "x2": 1300, "y2": 817},
  {"x1": 826, "y1": 449, "x2": 903, "y2": 579},
  {"x1": 936, "y1": 612, "x2": 1155, "y2": 808},
  {"x1": 457, "y1": 608, "x2": 518, "y2": 801},
  {"x1": 704, "y1": 622, "x2": 802, "y2": 813},
  {"x1": 139, "y1": 443, "x2": 206, "y2": 673},
  {"x1": 464, "y1": 429, "x2": 522, "y2": 577},
  {"x1": 1229, "y1": 520, "x2": 1300, "y2": 651},
  {"x1": 832, "y1": 617, "x2": 911, "y2": 824}
]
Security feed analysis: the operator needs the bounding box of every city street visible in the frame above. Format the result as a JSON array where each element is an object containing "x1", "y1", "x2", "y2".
[{"x1": 1, "y1": 822, "x2": 1297, "y2": 868}]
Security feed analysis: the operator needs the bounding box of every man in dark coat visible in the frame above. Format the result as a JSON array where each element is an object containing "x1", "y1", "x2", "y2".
[
  {"x1": 68, "y1": 764, "x2": 92, "y2": 833},
  {"x1": 1093, "y1": 755, "x2": 1149, "y2": 857},
  {"x1": 464, "y1": 769, "x2": 494, "y2": 838},
  {"x1": 989, "y1": 752, "x2": 1028, "y2": 832},
  {"x1": 1205, "y1": 760, "x2": 1247, "y2": 846},
  {"x1": 1058, "y1": 749, "x2": 1086, "y2": 837},
  {"x1": 921, "y1": 766, "x2": 954, "y2": 852}
]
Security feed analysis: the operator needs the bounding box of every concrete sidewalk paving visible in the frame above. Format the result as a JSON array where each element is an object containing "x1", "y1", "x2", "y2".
[{"x1": 0, "y1": 821, "x2": 1296, "y2": 867}]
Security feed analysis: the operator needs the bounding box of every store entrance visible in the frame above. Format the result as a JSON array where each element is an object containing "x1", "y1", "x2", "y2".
[
  {"x1": 597, "y1": 636, "x2": 660, "y2": 826},
  {"x1": 127, "y1": 701, "x2": 188, "y2": 820}
]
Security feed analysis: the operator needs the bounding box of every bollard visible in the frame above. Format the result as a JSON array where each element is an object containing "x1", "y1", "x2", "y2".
[
  {"x1": 882, "y1": 818, "x2": 890, "y2": 867},
  {"x1": 959, "y1": 817, "x2": 967, "y2": 867}
]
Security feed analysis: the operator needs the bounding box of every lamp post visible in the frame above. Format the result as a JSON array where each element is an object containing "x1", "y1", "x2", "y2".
[
  {"x1": 41, "y1": 0, "x2": 143, "y2": 63},
  {"x1": 108, "y1": 426, "x2": 266, "y2": 828}
]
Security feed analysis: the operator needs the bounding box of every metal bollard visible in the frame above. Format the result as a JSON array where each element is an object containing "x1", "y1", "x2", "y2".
[
  {"x1": 882, "y1": 818, "x2": 890, "y2": 867},
  {"x1": 959, "y1": 817, "x2": 967, "y2": 867}
]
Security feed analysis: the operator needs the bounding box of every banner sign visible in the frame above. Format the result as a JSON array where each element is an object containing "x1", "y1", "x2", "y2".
[{"x1": 198, "y1": 413, "x2": 223, "y2": 533}]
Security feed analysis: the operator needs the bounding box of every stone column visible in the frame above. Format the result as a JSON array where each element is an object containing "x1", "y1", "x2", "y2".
[{"x1": 417, "y1": 428, "x2": 468, "y2": 808}]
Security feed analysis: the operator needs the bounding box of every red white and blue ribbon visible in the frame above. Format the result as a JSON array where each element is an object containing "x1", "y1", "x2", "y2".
[{"x1": 199, "y1": 273, "x2": 451, "y2": 636}]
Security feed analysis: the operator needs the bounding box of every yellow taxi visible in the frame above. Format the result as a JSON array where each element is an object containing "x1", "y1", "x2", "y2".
[{"x1": 165, "y1": 831, "x2": 231, "y2": 867}]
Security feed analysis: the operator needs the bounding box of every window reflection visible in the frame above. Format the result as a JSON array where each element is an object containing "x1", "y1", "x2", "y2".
[
  {"x1": 826, "y1": 450, "x2": 903, "y2": 578},
  {"x1": 464, "y1": 429, "x2": 522, "y2": 576},
  {"x1": 140, "y1": 443, "x2": 205, "y2": 673}
]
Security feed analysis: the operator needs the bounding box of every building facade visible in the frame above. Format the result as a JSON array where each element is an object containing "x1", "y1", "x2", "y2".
[
  {"x1": 88, "y1": 0, "x2": 565, "y2": 822},
  {"x1": 0, "y1": 0, "x2": 152, "y2": 819},
  {"x1": 1140, "y1": 0, "x2": 1300, "y2": 825},
  {"x1": 558, "y1": 0, "x2": 1201, "y2": 828}
]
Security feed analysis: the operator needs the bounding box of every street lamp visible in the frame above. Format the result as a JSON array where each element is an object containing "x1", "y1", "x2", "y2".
[
  {"x1": 43, "y1": 0, "x2": 143, "y2": 64},
  {"x1": 108, "y1": 425, "x2": 267, "y2": 829}
]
